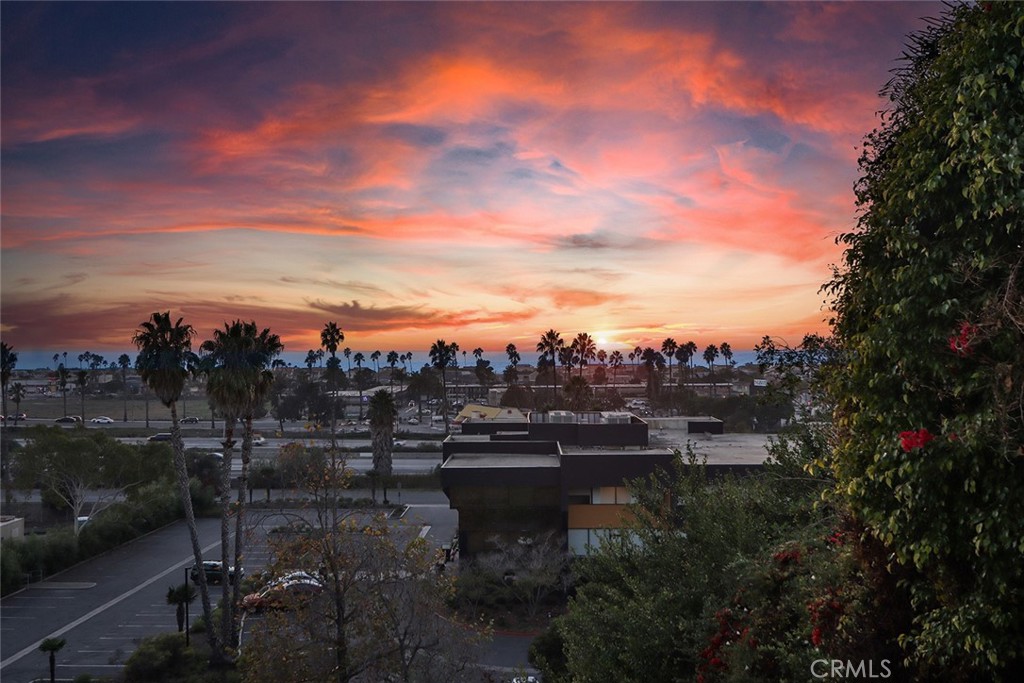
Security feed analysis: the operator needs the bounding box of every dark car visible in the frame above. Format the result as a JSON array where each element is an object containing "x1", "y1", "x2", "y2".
[
  {"x1": 190, "y1": 561, "x2": 243, "y2": 585},
  {"x1": 55, "y1": 416, "x2": 81, "y2": 424},
  {"x1": 181, "y1": 416, "x2": 200, "y2": 424},
  {"x1": 148, "y1": 432, "x2": 172, "y2": 442}
]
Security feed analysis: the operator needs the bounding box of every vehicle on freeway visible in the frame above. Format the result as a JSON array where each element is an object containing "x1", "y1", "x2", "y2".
[
  {"x1": 181, "y1": 416, "x2": 201, "y2": 424},
  {"x1": 406, "y1": 417, "x2": 420, "y2": 425},
  {"x1": 55, "y1": 415, "x2": 82, "y2": 424},
  {"x1": 190, "y1": 561, "x2": 244, "y2": 585},
  {"x1": 148, "y1": 432, "x2": 172, "y2": 442},
  {"x1": 241, "y1": 571, "x2": 323, "y2": 611},
  {"x1": 252, "y1": 434, "x2": 266, "y2": 446},
  {"x1": 90, "y1": 416, "x2": 114, "y2": 424}
]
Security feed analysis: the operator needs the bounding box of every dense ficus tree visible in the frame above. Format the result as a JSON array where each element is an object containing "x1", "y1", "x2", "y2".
[{"x1": 824, "y1": 3, "x2": 1024, "y2": 676}]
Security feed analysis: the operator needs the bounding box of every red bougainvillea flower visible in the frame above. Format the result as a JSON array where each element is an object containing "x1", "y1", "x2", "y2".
[
  {"x1": 900, "y1": 428, "x2": 935, "y2": 452},
  {"x1": 811, "y1": 626, "x2": 823, "y2": 646},
  {"x1": 948, "y1": 322, "x2": 979, "y2": 357}
]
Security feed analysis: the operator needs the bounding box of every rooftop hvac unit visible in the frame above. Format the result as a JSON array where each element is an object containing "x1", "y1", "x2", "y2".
[
  {"x1": 603, "y1": 412, "x2": 631, "y2": 424},
  {"x1": 549, "y1": 411, "x2": 574, "y2": 424}
]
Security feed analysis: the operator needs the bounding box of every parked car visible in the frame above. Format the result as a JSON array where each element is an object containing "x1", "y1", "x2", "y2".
[
  {"x1": 90, "y1": 416, "x2": 114, "y2": 424},
  {"x1": 55, "y1": 416, "x2": 82, "y2": 424},
  {"x1": 190, "y1": 561, "x2": 243, "y2": 585},
  {"x1": 148, "y1": 432, "x2": 172, "y2": 442},
  {"x1": 406, "y1": 417, "x2": 420, "y2": 425},
  {"x1": 252, "y1": 434, "x2": 266, "y2": 446},
  {"x1": 241, "y1": 571, "x2": 322, "y2": 611},
  {"x1": 180, "y1": 416, "x2": 200, "y2": 424}
]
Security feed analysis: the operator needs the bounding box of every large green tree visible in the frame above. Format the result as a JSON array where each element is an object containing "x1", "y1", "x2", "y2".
[
  {"x1": 132, "y1": 312, "x2": 222, "y2": 661},
  {"x1": 824, "y1": 3, "x2": 1024, "y2": 677}
]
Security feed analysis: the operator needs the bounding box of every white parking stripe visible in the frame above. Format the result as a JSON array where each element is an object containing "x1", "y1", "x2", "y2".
[{"x1": 0, "y1": 538, "x2": 222, "y2": 671}]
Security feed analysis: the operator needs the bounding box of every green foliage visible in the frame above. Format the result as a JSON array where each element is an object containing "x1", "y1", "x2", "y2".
[
  {"x1": 546, "y1": 446, "x2": 830, "y2": 683},
  {"x1": 122, "y1": 633, "x2": 211, "y2": 683},
  {"x1": 824, "y1": 3, "x2": 1024, "y2": 676}
]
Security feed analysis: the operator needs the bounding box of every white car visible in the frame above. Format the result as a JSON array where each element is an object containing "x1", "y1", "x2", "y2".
[
  {"x1": 252, "y1": 434, "x2": 266, "y2": 446},
  {"x1": 90, "y1": 416, "x2": 115, "y2": 424}
]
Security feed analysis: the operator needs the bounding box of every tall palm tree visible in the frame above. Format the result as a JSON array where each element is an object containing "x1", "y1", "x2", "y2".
[
  {"x1": 387, "y1": 351, "x2": 399, "y2": 388},
  {"x1": 572, "y1": 332, "x2": 597, "y2": 378},
  {"x1": 199, "y1": 320, "x2": 257, "y2": 647},
  {"x1": 74, "y1": 369, "x2": 89, "y2": 421},
  {"x1": 661, "y1": 338, "x2": 678, "y2": 413},
  {"x1": 505, "y1": 343, "x2": 520, "y2": 386},
  {"x1": 343, "y1": 346, "x2": 352, "y2": 374},
  {"x1": 368, "y1": 389, "x2": 398, "y2": 503},
  {"x1": 320, "y1": 323, "x2": 345, "y2": 449},
  {"x1": 1, "y1": 342, "x2": 16, "y2": 421},
  {"x1": 353, "y1": 352, "x2": 366, "y2": 420},
  {"x1": 703, "y1": 344, "x2": 720, "y2": 398},
  {"x1": 230, "y1": 322, "x2": 282, "y2": 643},
  {"x1": 117, "y1": 354, "x2": 131, "y2": 422},
  {"x1": 536, "y1": 330, "x2": 563, "y2": 406},
  {"x1": 428, "y1": 340, "x2": 456, "y2": 434},
  {"x1": 720, "y1": 341, "x2": 734, "y2": 367},
  {"x1": 641, "y1": 347, "x2": 666, "y2": 399},
  {"x1": 609, "y1": 350, "x2": 624, "y2": 385},
  {"x1": 370, "y1": 350, "x2": 381, "y2": 375},
  {"x1": 56, "y1": 364, "x2": 70, "y2": 417},
  {"x1": 558, "y1": 346, "x2": 575, "y2": 389},
  {"x1": 133, "y1": 312, "x2": 220, "y2": 661}
]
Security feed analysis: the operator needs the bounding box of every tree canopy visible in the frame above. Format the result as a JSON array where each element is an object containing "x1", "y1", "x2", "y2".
[{"x1": 824, "y1": 2, "x2": 1023, "y2": 675}]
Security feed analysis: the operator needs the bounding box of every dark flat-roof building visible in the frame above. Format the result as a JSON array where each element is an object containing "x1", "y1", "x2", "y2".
[{"x1": 440, "y1": 411, "x2": 675, "y2": 558}]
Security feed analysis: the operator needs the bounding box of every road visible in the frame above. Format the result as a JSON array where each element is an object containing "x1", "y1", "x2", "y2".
[{"x1": 0, "y1": 491, "x2": 509, "y2": 683}]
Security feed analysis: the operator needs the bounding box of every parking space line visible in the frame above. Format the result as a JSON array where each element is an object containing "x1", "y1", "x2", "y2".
[{"x1": 0, "y1": 538, "x2": 222, "y2": 671}]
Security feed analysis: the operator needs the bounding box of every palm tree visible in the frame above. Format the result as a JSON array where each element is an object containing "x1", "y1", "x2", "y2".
[
  {"x1": 387, "y1": 351, "x2": 399, "y2": 388},
  {"x1": 320, "y1": 323, "x2": 345, "y2": 449},
  {"x1": 609, "y1": 350, "x2": 624, "y2": 385},
  {"x1": 56, "y1": 364, "x2": 70, "y2": 417},
  {"x1": 75, "y1": 369, "x2": 89, "y2": 422},
  {"x1": 230, "y1": 322, "x2": 282, "y2": 642},
  {"x1": 368, "y1": 389, "x2": 398, "y2": 503},
  {"x1": 428, "y1": 340, "x2": 456, "y2": 434},
  {"x1": 572, "y1": 332, "x2": 596, "y2": 378},
  {"x1": 133, "y1": 312, "x2": 220, "y2": 661},
  {"x1": 200, "y1": 319, "x2": 276, "y2": 646},
  {"x1": 641, "y1": 348, "x2": 666, "y2": 399},
  {"x1": 353, "y1": 352, "x2": 366, "y2": 419},
  {"x1": 661, "y1": 338, "x2": 678, "y2": 413},
  {"x1": 536, "y1": 330, "x2": 563, "y2": 406},
  {"x1": 118, "y1": 354, "x2": 131, "y2": 422},
  {"x1": 9, "y1": 383, "x2": 26, "y2": 427},
  {"x1": 370, "y1": 350, "x2": 381, "y2": 376},
  {"x1": 505, "y1": 343, "x2": 520, "y2": 386},
  {"x1": 1, "y1": 342, "x2": 16, "y2": 421},
  {"x1": 720, "y1": 341, "x2": 734, "y2": 367},
  {"x1": 38, "y1": 637, "x2": 66, "y2": 683},
  {"x1": 703, "y1": 344, "x2": 720, "y2": 398},
  {"x1": 166, "y1": 582, "x2": 197, "y2": 633},
  {"x1": 343, "y1": 346, "x2": 352, "y2": 374},
  {"x1": 558, "y1": 346, "x2": 575, "y2": 388}
]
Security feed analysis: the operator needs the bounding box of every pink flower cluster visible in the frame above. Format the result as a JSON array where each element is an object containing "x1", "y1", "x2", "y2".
[
  {"x1": 948, "y1": 322, "x2": 979, "y2": 357},
  {"x1": 900, "y1": 428, "x2": 934, "y2": 452}
]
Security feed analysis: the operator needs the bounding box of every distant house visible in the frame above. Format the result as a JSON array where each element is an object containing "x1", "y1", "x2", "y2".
[{"x1": 440, "y1": 411, "x2": 674, "y2": 558}]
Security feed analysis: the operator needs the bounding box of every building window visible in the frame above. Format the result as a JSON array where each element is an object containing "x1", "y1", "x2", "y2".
[{"x1": 591, "y1": 486, "x2": 633, "y2": 504}]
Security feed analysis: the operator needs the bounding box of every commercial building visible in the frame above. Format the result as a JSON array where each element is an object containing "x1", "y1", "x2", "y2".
[{"x1": 440, "y1": 411, "x2": 675, "y2": 558}]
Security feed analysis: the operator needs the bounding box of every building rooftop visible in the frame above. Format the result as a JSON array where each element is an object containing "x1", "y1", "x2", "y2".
[
  {"x1": 648, "y1": 430, "x2": 773, "y2": 465},
  {"x1": 441, "y1": 452, "x2": 562, "y2": 469}
]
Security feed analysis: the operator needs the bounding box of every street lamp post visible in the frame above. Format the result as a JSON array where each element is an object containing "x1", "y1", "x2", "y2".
[{"x1": 184, "y1": 567, "x2": 190, "y2": 646}]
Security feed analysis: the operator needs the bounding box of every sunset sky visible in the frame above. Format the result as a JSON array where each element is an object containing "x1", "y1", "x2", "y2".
[{"x1": 1, "y1": 1, "x2": 942, "y2": 364}]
